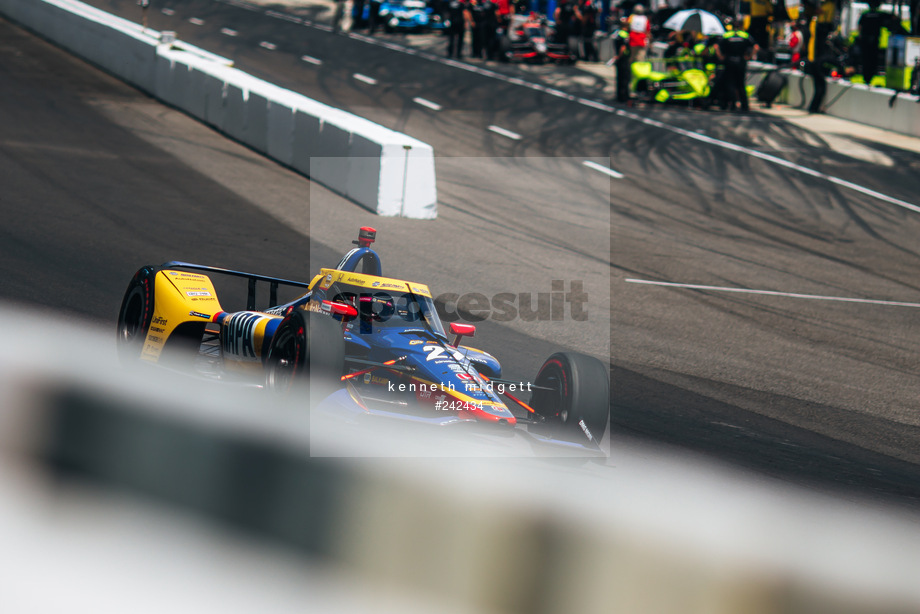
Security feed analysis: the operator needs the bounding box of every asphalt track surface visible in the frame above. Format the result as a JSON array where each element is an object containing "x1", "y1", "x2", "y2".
[{"x1": 4, "y1": 4, "x2": 920, "y2": 507}]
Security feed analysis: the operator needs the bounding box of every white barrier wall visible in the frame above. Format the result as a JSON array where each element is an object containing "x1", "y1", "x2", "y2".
[
  {"x1": 0, "y1": 0, "x2": 438, "y2": 219},
  {"x1": 781, "y1": 69, "x2": 920, "y2": 138},
  {"x1": 3, "y1": 305, "x2": 920, "y2": 614}
]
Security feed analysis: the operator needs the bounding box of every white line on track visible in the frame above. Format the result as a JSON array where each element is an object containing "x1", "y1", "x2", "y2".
[
  {"x1": 301, "y1": 55, "x2": 322, "y2": 65},
  {"x1": 220, "y1": 0, "x2": 260, "y2": 11},
  {"x1": 545, "y1": 88, "x2": 578, "y2": 101},
  {"x1": 488, "y1": 125, "x2": 522, "y2": 140},
  {"x1": 577, "y1": 97, "x2": 613, "y2": 112},
  {"x1": 220, "y1": 27, "x2": 238, "y2": 36},
  {"x1": 711, "y1": 421, "x2": 746, "y2": 430},
  {"x1": 259, "y1": 41, "x2": 277, "y2": 50},
  {"x1": 582, "y1": 160, "x2": 624, "y2": 179},
  {"x1": 624, "y1": 278, "x2": 920, "y2": 309},
  {"x1": 353, "y1": 73, "x2": 378, "y2": 85},
  {"x1": 412, "y1": 97, "x2": 442, "y2": 111},
  {"x1": 161, "y1": 8, "x2": 175, "y2": 16},
  {"x1": 313, "y1": 23, "x2": 333, "y2": 32},
  {"x1": 188, "y1": 17, "x2": 205, "y2": 25},
  {"x1": 265, "y1": 10, "x2": 303, "y2": 24}
]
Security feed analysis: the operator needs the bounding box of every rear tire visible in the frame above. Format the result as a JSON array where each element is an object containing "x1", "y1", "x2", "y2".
[
  {"x1": 116, "y1": 266, "x2": 157, "y2": 363},
  {"x1": 530, "y1": 352, "x2": 609, "y2": 444},
  {"x1": 264, "y1": 309, "x2": 345, "y2": 397}
]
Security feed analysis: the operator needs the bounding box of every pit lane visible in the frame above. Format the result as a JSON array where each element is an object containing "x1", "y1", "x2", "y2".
[{"x1": 3, "y1": 8, "x2": 920, "y2": 506}]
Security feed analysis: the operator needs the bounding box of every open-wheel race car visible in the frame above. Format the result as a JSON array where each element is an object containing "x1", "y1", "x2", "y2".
[
  {"x1": 500, "y1": 14, "x2": 577, "y2": 64},
  {"x1": 116, "y1": 227, "x2": 609, "y2": 456}
]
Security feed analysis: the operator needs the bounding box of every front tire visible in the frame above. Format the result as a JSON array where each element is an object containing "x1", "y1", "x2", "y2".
[
  {"x1": 116, "y1": 266, "x2": 157, "y2": 363},
  {"x1": 264, "y1": 309, "x2": 345, "y2": 397},
  {"x1": 530, "y1": 352, "x2": 609, "y2": 444}
]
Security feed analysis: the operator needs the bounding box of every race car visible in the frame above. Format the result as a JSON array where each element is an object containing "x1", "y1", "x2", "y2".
[
  {"x1": 354, "y1": 0, "x2": 440, "y2": 32},
  {"x1": 116, "y1": 227, "x2": 609, "y2": 454},
  {"x1": 499, "y1": 13, "x2": 577, "y2": 64},
  {"x1": 631, "y1": 61, "x2": 712, "y2": 105}
]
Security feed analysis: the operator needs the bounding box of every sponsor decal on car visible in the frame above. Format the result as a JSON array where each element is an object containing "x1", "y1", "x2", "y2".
[
  {"x1": 408, "y1": 283, "x2": 431, "y2": 297},
  {"x1": 153, "y1": 316, "x2": 168, "y2": 325},
  {"x1": 221, "y1": 312, "x2": 272, "y2": 361},
  {"x1": 186, "y1": 291, "x2": 212, "y2": 297},
  {"x1": 188, "y1": 311, "x2": 210, "y2": 319},
  {"x1": 578, "y1": 419, "x2": 594, "y2": 441},
  {"x1": 424, "y1": 345, "x2": 466, "y2": 362}
]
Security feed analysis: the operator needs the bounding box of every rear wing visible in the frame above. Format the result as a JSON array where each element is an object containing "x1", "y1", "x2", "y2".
[{"x1": 161, "y1": 261, "x2": 312, "y2": 311}]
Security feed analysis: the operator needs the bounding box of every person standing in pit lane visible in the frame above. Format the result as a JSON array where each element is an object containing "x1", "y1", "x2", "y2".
[
  {"x1": 368, "y1": 0, "x2": 383, "y2": 33},
  {"x1": 858, "y1": 0, "x2": 907, "y2": 85},
  {"x1": 480, "y1": 0, "x2": 499, "y2": 60},
  {"x1": 446, "y1": 0, "x2": 471, "y2": 58},
  {"x1": 747, "y1": 0, "x2": 772, "y2": 56},
  {"x1": 610, "y1": 17, "x2": 632, "y2": 103},
  {"x1": 470, "y1": 0, "x2": 485, "y2": 59},
  {"x1": 352, "y1": 0, "x2": 367, "y2": 29},
  {"x1": 580, "y1": 0, "x2": 599, "y2": 62},
  {"x1": 496, "y1": 0, "x2": 513, "y2": 32},
  {"x1": 627, "y1": 4, "x2": 651, "y2": 62},
  {"x1": 554, "y1": 0, "x2": 581, "y2": 55},
  {"x1": 804, "y1": 34, "x2": 854, "y2": 113},
  {"x1": 713, "y1": 20, "x2": 758, "y2": 112}
]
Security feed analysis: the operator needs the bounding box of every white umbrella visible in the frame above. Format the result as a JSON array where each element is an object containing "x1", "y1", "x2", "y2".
[{"x1": 662, "y1": 9, "x2": 725, "y2": 35}]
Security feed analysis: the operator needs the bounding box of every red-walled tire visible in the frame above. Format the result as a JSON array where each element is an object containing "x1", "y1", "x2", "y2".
[
  {"x1": 264, "y1": 309, "x2": 345, "y2": 397},
  {"x1": 116, "y1": 266, "x2": 157, "y2": 363},
  {"x1": 530, "y1": 352, "x2": 609, "y2": 444}
]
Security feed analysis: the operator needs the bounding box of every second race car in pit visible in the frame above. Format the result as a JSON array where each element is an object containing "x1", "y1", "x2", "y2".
[
  {"x1": 116, "y1": 227, "x2": 609, "y2": 455},
  {"x1": 500, "y1": 13, "x2": 577, "y2": 64}
]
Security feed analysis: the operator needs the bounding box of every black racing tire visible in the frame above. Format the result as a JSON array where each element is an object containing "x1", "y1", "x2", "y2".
[
  {"x1": 498, "y1": 37, "x2": 511, "y2": 61},
  {"x1": 116, "y1": 266, "x2": 157, "y2": 363},
  {"x1": 264, "y1": 309, "x2": 345, "y2": 397},
  {"x1": 530, "y1": 351, "x2": 609, "y2": 444},
  {"x1": 648, "y1": 79, "x2": 662, "y2": 103}
]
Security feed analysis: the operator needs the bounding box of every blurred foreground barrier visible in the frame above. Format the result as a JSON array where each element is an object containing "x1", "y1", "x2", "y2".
[
  {"x1": 781, "y1": 69, "x2": 920, "y2": 138},
  {"x1": 0, "y1": 0, "x2": 437, "y2": 219},
  {"x1": 2, "y1": 305, "x2": 920, "y2": 614}
]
